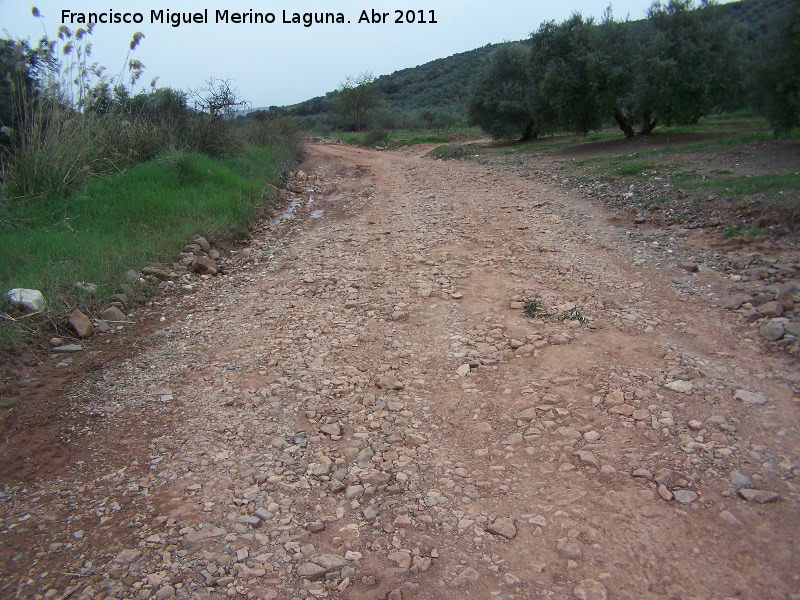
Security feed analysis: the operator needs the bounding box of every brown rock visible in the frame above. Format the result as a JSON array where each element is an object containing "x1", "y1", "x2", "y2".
[
  {"x1": 141, "y1": 266, "x2": 171, "y2": 280},
  {"x1": 235, "y1": 564, "x2": 266, "y2": 578},
  {"x1": 658, "y1": 484, "x2": 674, "y2": 501},
  {"x1": 320, "y1": 423, "x2": 341, "y2": 437},
  {"x1": 777, "y1": 289, "x2": 795, "y2": 311},
  {"x1": 312, "y1": 554, "x2": 348, "y2": 570},
  {"x1": 556, "y1": 538, "x2": 582, "y2": 558},
  {"x1": 405, "y1": 432, "x2": 427, "y2": 446},
  {"x1": 740, "y1": 488, "x2": 780, "y2": 503},
  {"x1": 387, "y1": 551, "x2": 412, "y2": 569},
  {"x1": 69, "y1": 309, "x2": 94, "y2": 338},
  {"x1": 450, "y1": 567, "x2": 479, "y2": 587},
  {"x1": 306, "y1": 521, "x2": 325, "y2": 533},
  {"x1": 654, "y1": 469, "x2": 684, "y2": 486},
  {"x1": 194, "y1": 236, "x2": 211, "y2": 252},
  {"x1": 574, "y1": 450, "x2": 600, "y2": 468},
  {"x1": 514, "y1": 407, "x2": 539, "y2": 421},
  {"x1": 608, "y1": 404, "x2": 635, "y2": 417},
  {"x1": 486, "y1": 517, "x2": 517, "y2": 539},
  {"x1": 112, "y1": 549, "x2": 141, "y2": 564},
  {"x1": 359, "y1": 469, "x2": 391, "y2": 485},
  {"x1": 757, "y1": 301, "x2": 784, "y2": 318},
  {"x1": 296, "y1": 562, "x2": 326, "y2": 580},
  {"x1": 192, "y1": 256, "x2": 218, "y2": 275},
  {"x1": 573, "y1": 579, "x2": 608, "y2": 600},
  {"x1": 720, "y1": 294, "x2": 750, "y2": 310},
  {"x1": 100, "y1": 306, "x2": 126, "y2": 322}
]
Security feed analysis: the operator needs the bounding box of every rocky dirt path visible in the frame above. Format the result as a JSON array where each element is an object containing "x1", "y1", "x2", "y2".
[{"x1": 2, "y1": 144, "x2": 799, "y2": 600}]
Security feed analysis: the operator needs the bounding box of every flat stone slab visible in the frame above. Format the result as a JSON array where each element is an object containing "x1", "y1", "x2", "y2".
[
  {"x1": 673, "y1": 490, "x2": 698, "y2": 504},
  {"x1": 666, "y1": 380, "x2": 693, "y2": 393},
  {"x1": 486, "y1": 517, "x2": 517, "y2": 539},
  {"x1": 296, "y1": 562, "x2": 326, "y2": 580},
  {"x1": 740, "y1": 488, "x2": 780, "y2": 503},
  {"x1": 113, "y1": 549, "x2": 141, "y2": 564},
  {"x1": 185, "y1": 525, "x2": 227, "y2": 544},
  {"x1": 51, "y1": 344, "x2": 83, "y2": 353},
  {"x1": 734, "y1": 389, "x2": 767, "y2": 405},
  {"x1": 312, "y1": 553, "x2": 349, "y2": 571}
]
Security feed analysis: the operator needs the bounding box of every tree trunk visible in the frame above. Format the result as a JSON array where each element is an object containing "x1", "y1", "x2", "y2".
[
  {"x1": 613, "y1": 108, "x2": 635, "y2": 139},
  {"x1": 520, "y1": 121, "x2": 538, "y2": 141},
  {"x1": 640, "y1": 111, "x2": 658, "y2": 135}
]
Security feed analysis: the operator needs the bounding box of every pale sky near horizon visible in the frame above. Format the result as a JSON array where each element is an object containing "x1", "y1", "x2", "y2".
[{"x1": 0, "y1": 0, "x2": 734, "y2": 108}]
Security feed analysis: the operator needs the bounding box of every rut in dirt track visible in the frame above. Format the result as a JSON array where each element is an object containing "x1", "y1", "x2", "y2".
[{"x1": 1, "y1": 143, "x2": 798, "y2": 600}]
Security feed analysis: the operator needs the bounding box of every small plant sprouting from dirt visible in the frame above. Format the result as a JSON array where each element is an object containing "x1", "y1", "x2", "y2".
[
  {"x1": 523, "y1": 297, "x2": 544, "y2": 318},
  {"x1": 523, "y1": 297, "x2": 588, "y2": 323},
  {"x1": 723, "y1": 223, "x2": 744, "y2": 239}
]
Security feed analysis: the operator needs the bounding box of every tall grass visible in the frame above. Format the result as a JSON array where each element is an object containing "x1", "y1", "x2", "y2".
[
  {"x1": 0, "y1": 17, "x2": 154, "y2": 198},
  {"x1": 0, "y1": 147, "x2": 283, "y2": 318},
  {"x1": 241, "y1": 117, "x2": 305, "y2": 171},
  {"x1": 3, "y1": 105, "x2": 98, "y2": 197}
]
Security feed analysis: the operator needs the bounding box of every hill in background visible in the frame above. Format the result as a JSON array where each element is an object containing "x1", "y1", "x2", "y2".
[{"x1": 277, "y1": 0, "x2": 792, "y2": 129}]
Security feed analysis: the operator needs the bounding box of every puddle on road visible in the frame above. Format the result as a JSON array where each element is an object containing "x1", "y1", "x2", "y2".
[
  {"x1": 269, "y1": 196, "x2": 313, "y2": 228},
  {"x1": 269, "y1": 191, "x2": 344, "y2": 227}
]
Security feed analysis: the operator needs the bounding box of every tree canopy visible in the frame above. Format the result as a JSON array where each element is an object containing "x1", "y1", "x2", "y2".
[
  {"x1": 467, "y1": 43, "x2": 535, "y2": 140},
  {"x1": 335, "y1": 72, "x2": 383, "y2": 131},
  {"x1": 465, "y1": 0, "x2": 787, "y2": 140}
]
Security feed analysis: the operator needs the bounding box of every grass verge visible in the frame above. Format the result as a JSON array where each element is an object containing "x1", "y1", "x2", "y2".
[
  {"x1": 670, "y1": 172, "x2": 800, "y2": 198},
  {"x1": 1, "y1": 145, "x2": 288, "y2": 353},
  {"x1": 330, "y1": 130, "x2": 466, "y2": 148}
]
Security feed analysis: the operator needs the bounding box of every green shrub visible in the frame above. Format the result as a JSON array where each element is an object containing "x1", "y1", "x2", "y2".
[
  {"x1": 363, "y1": 127, "x2": 389, "y2": 147},
  {"x1": 190, "y1": 117, "x2": 245, "y2": 158}
]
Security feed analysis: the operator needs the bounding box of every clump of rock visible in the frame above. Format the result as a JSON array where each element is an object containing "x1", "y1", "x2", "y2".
[{"x1": 6, "y1": 288, "x2": 45, "y2": 314}]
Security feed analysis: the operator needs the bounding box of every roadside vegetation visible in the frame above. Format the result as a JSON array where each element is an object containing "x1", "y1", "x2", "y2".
[
  {"x1": 0, "y1": 12, "x2": 303, "y2": 353},
  {"x1": 330, "y1": 130, "x2": 460, "y2": 149}
]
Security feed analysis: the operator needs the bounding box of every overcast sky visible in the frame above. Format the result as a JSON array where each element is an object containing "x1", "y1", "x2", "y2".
[{"x1": 1, "y1": 0, "x2": 727, "y2": 107}]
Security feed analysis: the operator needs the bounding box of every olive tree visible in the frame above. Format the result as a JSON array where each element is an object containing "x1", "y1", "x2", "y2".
[
  {"x1": 467, "y1": 43, "x2": 537, "y2": 140},
  {"x1": 635, "y1": 0, "x2": 743, "y2": 133},
  {"x1": 756, "y1": 1, "x2": 800, "y2": 134}
]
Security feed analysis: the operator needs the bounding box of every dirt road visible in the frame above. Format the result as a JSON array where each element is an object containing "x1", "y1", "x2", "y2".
[{"x1": 2, "y1": 143, "x2": 799, "y2": 600}]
